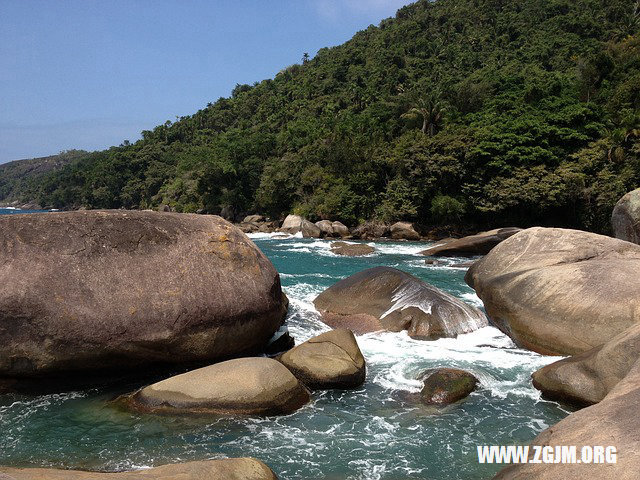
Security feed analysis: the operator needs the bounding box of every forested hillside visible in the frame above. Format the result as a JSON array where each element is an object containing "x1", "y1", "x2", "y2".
[
  {"x1": 6, "y1": 0, "x2": 640, "y2": 232},
  {"x1": 0, "y1": 150, "x2": 87, "y2": 206}
]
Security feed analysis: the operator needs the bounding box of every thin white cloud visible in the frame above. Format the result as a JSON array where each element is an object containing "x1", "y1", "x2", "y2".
[{"x1": 313, "y1": 0, "x2": 414, "y2": 22}]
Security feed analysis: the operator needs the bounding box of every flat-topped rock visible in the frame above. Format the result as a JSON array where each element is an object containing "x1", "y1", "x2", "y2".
[
  {"x1": 0, "y1": 458, "x2": 277, "y2": 479},
  {"x1": 466, "y1": 227, "x2": 640, "y2": 355},
  {"x1": 314, "y1": 267, "x2": 487, "y2": 339},
  {"x1": 128, "y1": 357, "x2": 309, "y2": 415},
  {"x1": 0, "y1": 210, "x2": 288, "y2": 377},
  {"x1": 421, "y1": 228, "x2": 521, "y2": 256},
  {"x1": 330, "y1": 241, "x2": 375, "y2": 256},
  {"x1": 279, "y1": 329, "x2": 366, "y2": 389}
]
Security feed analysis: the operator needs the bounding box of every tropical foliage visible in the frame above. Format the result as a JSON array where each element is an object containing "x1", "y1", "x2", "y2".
[{"x1": 3, "y1": 0, "x2": 639, "y2": 233}]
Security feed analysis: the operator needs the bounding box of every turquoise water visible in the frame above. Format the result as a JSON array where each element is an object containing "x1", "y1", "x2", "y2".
[
  {"x1": 0, "y1": 208, "x2": 52, "y2": 215},
  {"x1": 0, "y1": 231, "x2": 570, "y2": 479}
]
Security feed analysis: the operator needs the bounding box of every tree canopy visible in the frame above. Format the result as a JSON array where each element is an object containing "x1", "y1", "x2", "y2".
[{"x1": 3, "y1": 0, "x2": 639, "y2": 233}]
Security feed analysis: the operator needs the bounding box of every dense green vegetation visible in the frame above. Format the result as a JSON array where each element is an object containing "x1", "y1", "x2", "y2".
[
  {"x1": 0, "y1": 150, "x2": 87, "y2": 205},
  {"x1": 4, "y1": 0, "x2": 640, "y2": 232}
]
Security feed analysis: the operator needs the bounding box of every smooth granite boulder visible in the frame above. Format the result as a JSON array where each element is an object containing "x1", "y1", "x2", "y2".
[
  {"x1": 0, "y1": 458, "x2": 277, "y2": 480},
  {"x1": 0, "y1": 210, "x2": 288, "y2": 377},
  {"x1": 612, "y1": 187, "x2": 640, "y2": 244},
  {"x1": 421, "y1": 228, "x2": 521, "y2": 257},
  {"x1": 390, "y1": 222, "x2": 421, "y2": 240},
  {"x1": 419, "y1": 368, "x2": 478, "y2": 405},
  {"x1": 494, "y1": 360, "x2": 640, "y2": 480},
  {"x1": 127, "y1": 357, "x2": 310, "y2": 415},
  {"x1": 331, "y1": 221, "x2": 350, "y2": 238},
  {"x1": 466, "y1": 227, "x2": 640, "y2": 355},
  {"x1": 315, "y1": 220, "x2": 335, "y2": 237},
  {"x1": 314, "y1": 267, "x2": 487, "y2": 339},
  {"x1": 532, "y1": 323, "x2": 640, "y2": 405},
  {"x1": 279, "y1": 329, "x2": 366, "y2": 389}
]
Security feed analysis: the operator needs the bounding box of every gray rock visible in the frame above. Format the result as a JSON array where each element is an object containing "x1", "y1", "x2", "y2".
[
  {"x1": 466, "y1": 227, "x2": 640, "y2": 355},
  {"x1": 532, "y1": 323, "x2": 640, "y2": 405},
  {"x1": 390, "y1": 221, "x2": 421, "y2": 240},
  {"x1": 419, "y1": 368, "x2": 478, "y2": 405},
  {"x1": 612, "y1": 187, "x2": 640, "y2": 244},
  {"x1": 330, "y1": 241, "x2": 375, "y2": 256},
  {"x1": 314, "y1": 267, "x2": 487, "y2": 339},
  {"x1": 127, "y1": 357, "x2": 309, "y2": 415},
  {"x1": 421, "y1": 228, "x2": 521, "y2": 256},
  {"x1": 279, "y1": 329, "x2": 365, "y2": 389},
  {"x1": 0, "y1": 210, "x2": 288, "y2": 377}
]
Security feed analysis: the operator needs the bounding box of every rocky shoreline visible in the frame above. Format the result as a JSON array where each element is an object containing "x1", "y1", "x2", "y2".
[{"x1": 1, "y1": 186, "x2": 640, "y2": 478}]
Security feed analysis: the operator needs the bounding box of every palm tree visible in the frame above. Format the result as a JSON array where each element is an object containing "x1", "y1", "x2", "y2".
[{"x1": 401, "y1": 92, "x2": 446, "y2": 136}]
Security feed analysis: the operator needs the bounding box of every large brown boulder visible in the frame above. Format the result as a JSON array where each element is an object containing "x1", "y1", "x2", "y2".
[
  {"x1": 313, "y1": 267, "x2": 487, "y2": 339},
  {"x1": 419, "y1": 368, "x2": 478, "y2": 405},
  {"x1": 532, "y1": 323, "x2": 640, "y2": 406},
  {"x1": 0, "y1": 458, "x2": 277, "y2": 480},
  {"x1": 612, "y1": 187, "x2": 640, "y2": 244},
  {"x1": 330, "y1": 241, "x2": 375, "y2": 256},
  {"x1": 0, "y1": 210, "x2": 288, "y2": 377},
  {"x1": 493, "y1": 360, "x2": 640, "y2": 480},
  {"x1": 279, "y1": 329, "x2": 366, "y2": 389},
  {"x1": 421, "y1": 227, "x2": 521, "y2": 256},
  {"x1": 390, "y1": 221, "x2": 421, "y2": 240},
  {"x1": 466, "y1": 227, "x2": 640, "y2": 355},
  {"x1": 127, "y1": 357, "x2": 309, "y2": 415}
]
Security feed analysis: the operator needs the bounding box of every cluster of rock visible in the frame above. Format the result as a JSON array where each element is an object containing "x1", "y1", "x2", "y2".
[
  {"x1": 125, "y1": 328, "x2": 366, "y2": 416},
  {"x1": 461, "y1": 214, "x2": 640, "y2": 478}
]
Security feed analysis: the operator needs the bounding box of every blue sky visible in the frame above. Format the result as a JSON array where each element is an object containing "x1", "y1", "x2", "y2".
[{"x1": 0, "y1": 0, "x2": 413, "y2": 164}]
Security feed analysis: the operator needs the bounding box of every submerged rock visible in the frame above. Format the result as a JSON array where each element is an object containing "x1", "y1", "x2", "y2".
[
  {"x1": 532, "y1": 323, "x2": 640, "y2": 406},
  {"x1": 466, "y1": 227, "x2": 640, "y2": 355},
  {"x1": 612, "y1": 187, "x2": 640, "y2": 244},
  {"x1": 419, "y1": 368, "x2": 478, "y2": 405},
  {"x1": 0, "y1": 458, "x2": 278, "y2": 479},
  {"x1": 313, "y1": 267, "x2": 487, "y2": 339},
  {"x1": 0, "y1": 210, "x2": 288, "y2": 377},
  {"x1": 390, "y1": 221, "x2": 421, "y2": 240},
  {"x1": 330, "y1": 241, "x2": 375, "y2": 256},
  {"x1": 421, "y1": 228, "x2": 521, "y2": 256},
  {"x1": 494, "y1": 360, "x2": 640, "y2": 480},
  {"x1": 127, "y1": 357, "x2": 309, "y2": 415},
  {"x1": 279, "y1": 329, "x2": 366, "y2": 389}
]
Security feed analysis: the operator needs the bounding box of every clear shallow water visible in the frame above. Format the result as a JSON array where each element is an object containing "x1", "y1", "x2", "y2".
[{"x1": 0, "y1": 232, "x2": 571, "y2": 479}]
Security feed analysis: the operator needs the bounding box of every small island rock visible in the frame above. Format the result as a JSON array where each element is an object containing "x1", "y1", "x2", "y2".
[{"x1": 279, "y1": 329, "x2": 366, "y2": 389}]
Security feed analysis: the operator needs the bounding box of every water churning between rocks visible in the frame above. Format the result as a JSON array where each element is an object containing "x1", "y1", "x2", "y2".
[{"x1": 0, "y1": 231, "x2": 571, "y2": 479}]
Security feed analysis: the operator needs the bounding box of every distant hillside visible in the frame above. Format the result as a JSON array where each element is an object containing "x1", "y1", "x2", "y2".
[
  {"x1": 5, "y1": 0, "x2": 640, "y2": 233},
  {"x1": 0, "y1": 150, "x2": 89, "y2": 206}
]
